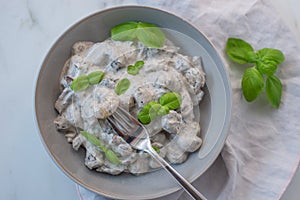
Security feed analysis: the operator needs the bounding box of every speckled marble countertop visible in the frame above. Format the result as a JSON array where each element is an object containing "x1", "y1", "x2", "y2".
[{"x1": 0, "y1": 0, "x2": 298, "y2": 199}]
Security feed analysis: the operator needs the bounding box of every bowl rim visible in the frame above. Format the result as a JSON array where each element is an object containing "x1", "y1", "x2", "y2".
[{"x1": 34, "y1": 5, "x2": 232, "y2": 200}]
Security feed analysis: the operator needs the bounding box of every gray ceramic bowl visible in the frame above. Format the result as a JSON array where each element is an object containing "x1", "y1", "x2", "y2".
[{"x1": 34, "y1": 5, "x2": 231, "y2": 200}]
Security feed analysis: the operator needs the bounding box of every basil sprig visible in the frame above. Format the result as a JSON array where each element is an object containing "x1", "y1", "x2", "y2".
[
  {"x1": 127, "y1": 60, "x2": 144, "y2": 75},
  {"x1": 226, "y1": 38, "x2": 284, "y2": 108},
  {"x1": 71, "y1": 71, "x2": 104, "y2": 92},
  {"x1": 111, "y1": 21, "x2": 166, "y2": 48},
  {"x1": 138, "y1": 92, "x2": 181, "y2": 124},
  {"x1": 80, "y1": 131, "x2": 121, "y2": 165}
]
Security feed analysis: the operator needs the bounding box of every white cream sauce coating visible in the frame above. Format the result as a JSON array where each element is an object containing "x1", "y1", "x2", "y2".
[{"x1": 54, "y1": 39, "x2": 206, "y2": 175}]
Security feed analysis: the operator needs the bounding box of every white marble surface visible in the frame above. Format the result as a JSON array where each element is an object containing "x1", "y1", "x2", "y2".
[{"x1": 0, "y1": 0, "x2": 299, "y2": 199}]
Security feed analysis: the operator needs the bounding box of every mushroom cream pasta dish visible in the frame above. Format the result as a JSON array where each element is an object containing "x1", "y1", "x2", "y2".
[{"x1": 54, "y1": 36, "x2": 206, "y2": 175}]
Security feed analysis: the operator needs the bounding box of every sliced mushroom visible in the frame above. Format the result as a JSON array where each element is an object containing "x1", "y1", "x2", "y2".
[
  {"x1": 54, "y1": 88, "x2": 74, "y2": 114},
  {"x1": 133, "y1": 86, "x2": 156, "y2": 108},
  {"x1": 54, "y1": 115, "x2": 72, "y2": 131},
  {"x1": 166, "y1": 141, "x2": 188, "y2": 164},
  {"x1": 175, "y1": 122, "x2": 202, "y2": 152},
  {"x1": 128, "y1": 152, "x2": 150, "y2": 174},
  {"x1": 93, "y1": 87, "x2": 119, "y2": 119},
  {"x1": 161, "y1": 111, "x2": 182, "y2": 134},
  {"x1": 72, "y1": 41, "x2": 94, "y2": 55},
  {"x1": 85, "y1": 151, "x2": 104, "y2": 170},
  {"x1": 96, "y1": 163, "x2": 124, "y2": 175}
]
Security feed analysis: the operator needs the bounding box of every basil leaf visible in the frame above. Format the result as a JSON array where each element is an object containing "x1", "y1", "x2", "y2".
[
  {"x1": 127, "y1": 60, "x2": 145, "y2": 75},
  {"x1": 111, "y1": 21, "x2": 166, "y2": 48},
  {"x1": 226, "y1": 38, "x2": 255, "y2": 64},
  {"x1": 136, "y1": 22, "x2": 166, "y2": 48},
  {"x1": 256, "y1": 48, "x2": 284, "y2": 76},
  {"x1": 115, "y1": 78, "x2": 130, "y2": 95},
  {"x1": 80, "y1": 131, "x2": 121, "y2": 165},
  {"x1": 152, "y1": 145, "x2": 160, "y2": 153},
  {"x1": 245, "y1": 51, "x2": 259, "y2": 63},
  {"x1": 159, "y1": 92, "x2": 182, "y2": 110},
  {"x1": 88, "y1": 71, "x2": 105, "y2": 85},
  {"x1": 257, "y1": 60, "x2": 278, "y2": 76},
  {"x1": 105, "y1": 149, "x2": 122, "y2": 165},
  {"x1": 138, "y1": 102, "x2": 160, "y2": 124},
  {"x1": 266, "y1": 75, "x2": 282, "y2": 108},
  {"x1": 149, "y1": 103, "x2": 162, "y2": 117},
  {"x1": 157, "y1": 106, "x2": 169, "y2": 116},
  {"x1": 80, "y1": 131, "x2": 106, "y2": 152},
  {"x1": 127, "y1": 65, "x2": 139, "y2": 75},
  {"x1": 135, "y1": 60, "x2": 144, "y2": 69},
  {"x1": 257, "y1": 48, "x2": 285, "y2": 65},
  {"x1": 241, "y1": 67, "x2": 264, "y2": 102},
  {"x1": 71, "y1": 75, "x2": 89, "y2": 92},
  {"x1": 111, "y1": 21, "x2": 138, "y2": 41}
]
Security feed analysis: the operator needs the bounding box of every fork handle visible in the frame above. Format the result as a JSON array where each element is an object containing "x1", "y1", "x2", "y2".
[{"x1": 146, "y1": 149, "x2": 207, "y2": 200}]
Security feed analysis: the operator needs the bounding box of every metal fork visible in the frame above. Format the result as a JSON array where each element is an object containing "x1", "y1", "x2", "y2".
[{"x1": 107, "y1": 107, "x2": 207, "y2": 200}]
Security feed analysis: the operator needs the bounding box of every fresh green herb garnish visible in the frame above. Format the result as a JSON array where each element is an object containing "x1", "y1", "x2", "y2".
[
  {"x1": 88, "y1": 71, "x2": 105, "y2": 85},
  {"x1": 159, "y1": 92, "x2": 182, "y2": 110},
  {"x1": 138, "y1": 92, "x2": 182, "y2": 124},
  {"x1": 105, "y1": 149, "x2": 122, "y2": 165},
  {"x1": 136, "y1": 22, "x2": 166, "y2": 48},
  {"x1": 137, "y1": 102, "x2": 161, "y2": 124},
  {"x1": 127, "y1": 60, "x2": 145, "y2": 75},
  {"x1": 71, "y1": 75, "x2": 89, "y2": 92},
  {"x1": 127, "y1": 65, "x2": 139, "y2": 75},
  {"x1": 241, "y1": 67, "x2": 264, "y2": 102},
  {"x1": 256, "y1": 48, "x2": 284, "y2": 76},
  {"x1": 111, "y1": 21, "x2": 166, "y2": 48},
  {"x1": 266, "y1": 75, "x2": 282, "y2": 108},
  {"x1": 80, "y1": 131, "x2": 121, "y2": 165},
  {"x1": 115, "y1": 78, "x2": 130, "y2": 95},
  {"x1": 111, "y1": 21, "x2": 138, "y2": 41},
  {"x1": 226, "y1": 38, "x2": 255, "y2": 64},
  {"x1": 226, "y1": 38, "x2": 285, "y2": 108},
  {"x1": 157, "y1": 106, "x2": 169, "y2": 116},
  {"x1": 71, "y1": 71, "x2": 105, "y2": 92},
  {"x1": 152, "y1": 145, "x2": 160, "y2": 153}
]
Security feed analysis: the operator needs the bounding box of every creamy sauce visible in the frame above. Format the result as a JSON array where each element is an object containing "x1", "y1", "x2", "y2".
[{"x1": 54, "y1": 39, "x2": 206, "y2": 175}]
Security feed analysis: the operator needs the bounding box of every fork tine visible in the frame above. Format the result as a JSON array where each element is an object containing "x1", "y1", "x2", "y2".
[
  {"x1": 106, "y1": 116, "x2": 124, "y2": 133},
  {"x1": 113, "y1": 109, "x2": 136, "y2": 130},
  {"x1": 107, "y1": 107, "x2": 140, "y2": 141},
  {"x1": 107, "y1": 116, "x2": 131, "y2": 141},
  {"x1": 110, "y1": 114, "x2": 129, "y2": 132},
  {"x1": 117, "y1": 107, "x2": 140, "y2": 124}
]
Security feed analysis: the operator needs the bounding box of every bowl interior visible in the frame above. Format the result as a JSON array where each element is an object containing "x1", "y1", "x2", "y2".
[{"x1": 35, "y1": 6, "x2": 231, "y2": 200}]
